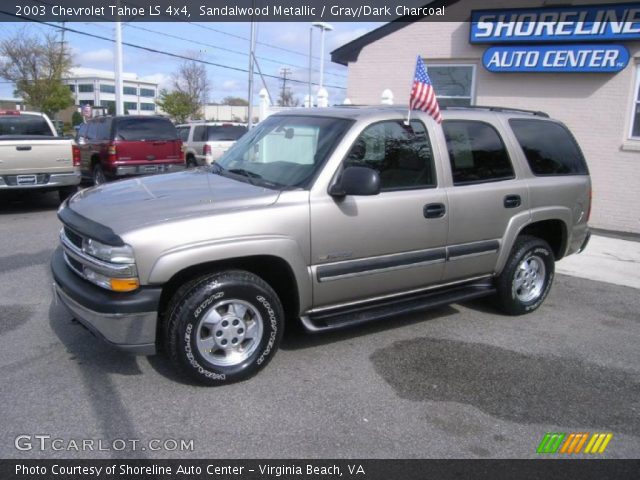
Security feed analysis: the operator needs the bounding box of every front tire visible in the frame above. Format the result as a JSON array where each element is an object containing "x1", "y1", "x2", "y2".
[
  {"x1": 164, "y1": 270, "x2": 284, "y2": 385},
  {"x1": 495, "y1": 236, "x2": 555, "y2": 315}
]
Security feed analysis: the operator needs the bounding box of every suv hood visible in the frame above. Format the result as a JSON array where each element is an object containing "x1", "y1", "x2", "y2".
[{"x1": 66, "y1": 169, "x2": 281, "y2": 235}]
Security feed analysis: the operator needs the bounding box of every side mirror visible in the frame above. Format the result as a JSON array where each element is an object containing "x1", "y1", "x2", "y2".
[{"x1": 329, "y1": 166, "x2": 380, "y2": 197}]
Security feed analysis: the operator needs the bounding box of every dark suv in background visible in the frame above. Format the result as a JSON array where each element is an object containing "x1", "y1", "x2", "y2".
[{"x1": 76, "y1": 116, "x2": 184, "y2": 184}]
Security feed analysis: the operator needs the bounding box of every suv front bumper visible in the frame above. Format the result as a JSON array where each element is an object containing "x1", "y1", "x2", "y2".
[{"x1": 51, "y1": 247, "x2": 161, "y2": 355}]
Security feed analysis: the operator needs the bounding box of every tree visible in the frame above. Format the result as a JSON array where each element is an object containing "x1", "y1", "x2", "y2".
[
  {"x1": 0, "y1": 29, "x2": 74, "y2": 117},
  {"x1": 278, "y1": 89, "x2": 300, "y2": 107},
  {"x1": 221, "y1": 96, "x2": 248, "y2": 106},
  {"x1": 71, "y1": 111, "x2": 83, "y2": 127},
  {"x1": 172, "y1": 54, "x2": 210, "y2": 119},
  {"x1": 156, "y1": 89, "x2": 193, "y2": 124}
]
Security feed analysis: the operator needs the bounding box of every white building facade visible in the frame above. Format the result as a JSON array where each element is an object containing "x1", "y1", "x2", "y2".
[
  {"x1": 332, "y1": 0, "x2": 640, "y2": 235},
  {"x1": 63, "y1": 68, "x2": 159, "y2": 115}
]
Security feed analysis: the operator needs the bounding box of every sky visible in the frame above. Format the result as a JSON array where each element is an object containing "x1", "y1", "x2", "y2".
[{"x1": 0, "y1": 21, "x2": 384, "y2": 104}]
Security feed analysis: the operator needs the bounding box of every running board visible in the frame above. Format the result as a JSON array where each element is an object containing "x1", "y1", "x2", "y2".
[{"x1": 301, "y1": 281, "x2": 496, "y2": 332}]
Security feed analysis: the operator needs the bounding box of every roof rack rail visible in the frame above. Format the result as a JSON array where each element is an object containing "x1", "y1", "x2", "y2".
[{"x1": 441, "y1": 105, "x2": 549, "y2": 118}]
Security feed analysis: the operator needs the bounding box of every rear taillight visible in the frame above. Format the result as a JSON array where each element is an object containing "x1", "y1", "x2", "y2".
[
  {"x1": 586, "y1": 187, "x2": 592, "y2": 223},
  {"x1": 203, "y1": 144, "x2": 212, "y2": 156},
  {"x1": 0, "y1": 110, "x2": 20, "y2": 115},
  {"x1": 107, "y1": 143, "x2": 117, "y2": 163},
  {"x1": 72, "y1": 144, "x2": 81, "y2": 167}
]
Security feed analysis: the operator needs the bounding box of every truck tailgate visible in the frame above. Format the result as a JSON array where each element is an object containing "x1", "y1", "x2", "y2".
[{"x1": 0, "y1": 139, "x2": 74, "y2": 175}]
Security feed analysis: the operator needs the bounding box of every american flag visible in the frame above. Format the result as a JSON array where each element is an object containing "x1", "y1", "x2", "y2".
[{"x1": 409, "y1": 56, "x2": 442, "y2": 124}]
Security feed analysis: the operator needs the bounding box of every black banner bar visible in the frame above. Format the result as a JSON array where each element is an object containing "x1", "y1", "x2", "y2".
[{"x1": 1, "y1": 459, "x2": 640, "y2": 480}]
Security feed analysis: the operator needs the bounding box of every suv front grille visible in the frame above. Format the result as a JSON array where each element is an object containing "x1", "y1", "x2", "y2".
[
  {"x1": 64, "y1": 226, "x2": 83, "y2": 249},
  {"x1": 59, "y1": 227, "x2": 137, "y2": 281}
]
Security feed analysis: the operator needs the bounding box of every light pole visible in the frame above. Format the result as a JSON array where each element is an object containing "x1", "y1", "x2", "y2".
[
  {"x1": 311, "y1": 22, "x2": 333, "y2": 92},
  {"x1": 114, "y1": 21, "x2": 124, "y2": 115}
]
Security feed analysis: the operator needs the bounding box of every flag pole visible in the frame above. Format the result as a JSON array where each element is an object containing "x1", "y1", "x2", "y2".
[{"x1": 405, "y1": 55, "x2": 420, "y2": 125}]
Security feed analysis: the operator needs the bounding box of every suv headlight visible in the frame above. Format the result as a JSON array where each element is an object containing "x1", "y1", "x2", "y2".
[{"x1": 82, "y1": 238, "x2": 136, "y2": 264}]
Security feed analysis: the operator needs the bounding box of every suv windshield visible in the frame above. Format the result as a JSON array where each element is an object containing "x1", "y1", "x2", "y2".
[
  {"x1": 208, "y1": 125, "x2": 247, "y2": 141},
  {"x1": 216, "y1": 115, "x2": 352, "y2": 189},
  {"x1": 114, "y1": 117, "x2": 178, "y2": 141},
  {"x1": 0, "y1": 115, "x2": 52, "y2": 136}
]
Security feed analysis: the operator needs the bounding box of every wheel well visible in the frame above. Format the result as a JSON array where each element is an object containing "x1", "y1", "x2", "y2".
[
  {"x1": 157, "y1": 255, "x2": 300, "y2": 333},
  {"x1": 519, "y1": 220, "x2": 567, "y2": 260}
]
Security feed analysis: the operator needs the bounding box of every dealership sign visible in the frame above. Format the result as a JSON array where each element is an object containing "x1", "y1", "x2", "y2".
[
  {"x1": 483, "y1": 44, "x2": 630, "y2": 72},
  {"x1": 471, "y1": 2, "x2": 640, "y2": 43}
]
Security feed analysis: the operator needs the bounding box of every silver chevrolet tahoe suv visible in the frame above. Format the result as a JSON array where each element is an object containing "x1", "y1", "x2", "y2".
[{"x1": 52, "y1": 106, "x2": 591, "y2": 385}]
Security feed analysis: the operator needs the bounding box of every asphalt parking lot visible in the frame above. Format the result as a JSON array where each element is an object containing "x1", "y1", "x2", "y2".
[{"x1": 1, "y1": 191, "x2": 639, "y2": 459}]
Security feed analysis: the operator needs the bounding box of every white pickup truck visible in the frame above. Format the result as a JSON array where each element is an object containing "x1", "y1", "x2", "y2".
[{"x1": 0, "y1": 110, "x2": 80, "y2": 201}]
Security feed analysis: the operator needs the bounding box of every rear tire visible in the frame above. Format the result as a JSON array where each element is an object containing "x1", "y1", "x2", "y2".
[
  {"x1": 164, "y1": 270, "x2": 284, "y2": 385},
  {"x1": 186, "y1": 155, "x2": 197, "y2": 168},
  {"x1": 92, "y1": 164, "x2": 106, "y2": 185},
  {"x1": 495, "y1": 235, "x2": 555, "y2": 315}
]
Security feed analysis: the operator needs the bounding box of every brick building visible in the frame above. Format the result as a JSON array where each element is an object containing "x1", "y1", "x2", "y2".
[{"x1": 332, "y1": 0, "x2": 640, "y2": 234}]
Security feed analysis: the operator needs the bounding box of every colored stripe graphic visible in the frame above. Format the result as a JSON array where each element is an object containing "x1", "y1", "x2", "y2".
[
  {"x1": 537, "y1": 433, "x2": 565, "y2": 453},
  {"x1": 538, "y1": 432, "x2": 613, "y2": 454},
  {"x1": 560, "y1": 433, "x2": 589, "y2": 454},
  {"x1": 584, "y1": 433, "x2": 613, "y2": 454}
]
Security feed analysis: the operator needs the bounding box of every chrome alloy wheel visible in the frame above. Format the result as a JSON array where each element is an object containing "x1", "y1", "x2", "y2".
[
  {"x1": 195, "y1": 299, "x2": 264, "y2": 367},
  {"x1": 512, "y1": 255, "x2": 546, "y2": 303}
]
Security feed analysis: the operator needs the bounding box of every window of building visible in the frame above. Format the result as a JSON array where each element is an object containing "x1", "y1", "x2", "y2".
[
  {"x1": 124, "y1": 102, "x2": 138, "y2": 112},
  {"x1": 78, "y1": 84, "x2": 94, "y2": 93},
  {"x1": 510, "y1": 119, "x2": 588, "y2": 176},
  {"x1": 140, "y1": 88, "x2": 155, "y2": 97},
  {"x1": 344, "y1": 120, "x2": 436, "y2": 190},
  {"x1": 68, "y1": 84, "x2": 76, "y2": 93},
  {"x1": 123, "y1": 86, "x2": 137, "y2": 95},
  {"x1": 80, "y1": 100, "x2": 94, "y2": 106},
  {"x1": 100, "y1": 84, "x2": 115, "y2": 93},
  {"x1": 140, "y1": 103, "x2": 156, "y2": 111},
  {"x1": 442, "y1": 120, "x2": 514, "y2": 185},
  {"x1": 425, "y1": 64, "x2": 475, "y2": 107},
  {"x1": 629, "y1": 65, "x2": 640, "y2": 139}
]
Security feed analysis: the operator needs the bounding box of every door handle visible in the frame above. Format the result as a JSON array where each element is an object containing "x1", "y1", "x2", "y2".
[
  {"x1": 424, "y1": 203, "x2": 446, "y2": 219},
  {"x1": 16, "y1": 146, "x2": 32, "y2": 151},
  {"x1": 504, "y1": 194, "x2": 521, "y2": 209}
]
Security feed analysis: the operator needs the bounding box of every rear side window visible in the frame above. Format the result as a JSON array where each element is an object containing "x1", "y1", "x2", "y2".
[
  {"x1": 86, "y1": 121, "x2": 98, "y2": 140},
  {"x1": 114, "y1": 117, "x2": 178, "y2": 141},
  {"x1": 193, "y1": 126, "x2": 207, "y2": 142},
  {"x1": 443, "y1": 120, "x2": 514, "y2": 185},
  {"x1": 509, "y1": 119, "x2": 588, "y2": 175},
  {"x1": 176, "y1": 126, "x2": 189, "y2": 142},
  {"x1": 95, "y1": 119, "x2": 111, "y2": 140},
  {"x1": 207, "y1": 125, "x2": 247, "y2": 141},
  {"x1": 0, "y1": 114, "x2": 52, "y2": 136}
]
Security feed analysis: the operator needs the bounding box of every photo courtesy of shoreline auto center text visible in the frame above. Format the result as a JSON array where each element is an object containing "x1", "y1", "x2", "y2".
[{"x1": 0, "y1": 0, "x2": 639, "y2": 478}]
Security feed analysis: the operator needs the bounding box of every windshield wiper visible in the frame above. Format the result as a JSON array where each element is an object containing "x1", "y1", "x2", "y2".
[
  {"x1": 227, "y1": 168, "x2": 262, "y2": 185},
  {"x1": 210, "y1": 163, "x2": 226, "y2": 175}
]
